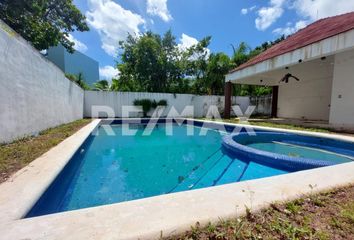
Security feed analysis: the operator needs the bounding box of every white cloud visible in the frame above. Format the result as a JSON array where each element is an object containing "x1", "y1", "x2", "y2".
[
  {"x1": 241, "y1": 8, "x2": 248, "y2": 15},
  {"x1": 178, "y1": 33, "x2": 210, "y2": 60},
  {"x1": 99, "y1": 65, "x2": 119, "y2": 80},
  {"x1": 292, "y1": 0, "x2": 354, "y2": 21},
  {"x1": 147, "y1": 0, "x2": 172, "y2": 22},
  {"x1": 273, "y1": 20, "x2": 307, "y2": 35},
  {"x1": 86, "y1": 0, "x2": 145, "y2": 56},
  {"x1": 252, "y1": 0, "x2": 354, "y2": 33},
  {"x1": 178, "y1": 33, "x2": 199, "y2": 51},
  {"x1": 255, "y1": 0, "x2": 285, "y2": 30},
  {"x1": 250, "y1": 6, "x2": 257, "y2": 11},
  {"x1": 67, "y1": 34, "x2": 88, "y2": 52},
  {"x1": 241, "y1": 5, "x2": 257, "y2": 15}
]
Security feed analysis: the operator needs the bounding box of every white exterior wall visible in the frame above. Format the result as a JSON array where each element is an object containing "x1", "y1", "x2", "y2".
[
  {"x1": 329, "y1": 49, "x2": 354, "y2": 129},
  {"x1": 84, "y1": 92, "x2": 269, "y2": 118},
  {"x1": 84, "y1": 91, "x2": 231, "y2": 118},
  {"x1": 277, "y1": 63, "x2": 333, "y2": 121},
  {"x1": 0, "y1": 21, "x2": 83, "y2": 143}
]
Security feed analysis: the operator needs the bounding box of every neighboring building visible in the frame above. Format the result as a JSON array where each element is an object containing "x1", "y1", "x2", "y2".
[
  {"x1": 224, "y1": 12, "x2": 354, "y2": 131},
  {"x1": 46, "y1": 44, "x2": 99, "y2": 86}
]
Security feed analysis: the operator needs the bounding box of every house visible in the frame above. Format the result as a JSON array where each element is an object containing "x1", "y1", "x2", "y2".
[
  {"x1": 46, "y1": 44, "x2": 99, "y2": 86},
  {"x1": 224, "y1": 12, "x2": 354, "y2": 131}
]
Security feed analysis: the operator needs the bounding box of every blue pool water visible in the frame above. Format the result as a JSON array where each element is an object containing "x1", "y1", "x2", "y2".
[
  {"x1": 247, "y1": 142, "x2": 353, "y2": 164},
  {"x1": 26, "y1": 122, "x2": 353, "y2": 218}
]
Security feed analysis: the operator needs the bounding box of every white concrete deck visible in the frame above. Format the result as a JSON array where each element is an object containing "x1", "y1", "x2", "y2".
[
  {"x1": 0, "y1": 119, "x2": 353, "y2": 240},
  {"x1": 0, "y1": 119, "x2": 101, "y2": 223}
]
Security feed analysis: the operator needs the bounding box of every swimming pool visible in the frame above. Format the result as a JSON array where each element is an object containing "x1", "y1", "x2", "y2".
[
  {"x1": 222, "y1": 132, "x2": 354, "y2": 171},
  {"x1": 26, "y1": 120, "x2": 353, "y2": 218}
]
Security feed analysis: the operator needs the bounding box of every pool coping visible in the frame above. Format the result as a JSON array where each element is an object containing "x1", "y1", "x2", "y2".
[
  {"x1": 0, "y1": 118, "x2": 354, "y2": 239},
  {"x1": 0, "y1": 119, "x2": 101, "y2": 223}
]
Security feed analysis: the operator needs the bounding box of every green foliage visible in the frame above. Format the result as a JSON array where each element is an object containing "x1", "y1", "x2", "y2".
[
  {"x1": 117, "y1": 30, "x2": 224, "y2": 94},
  {"x1": 231, "y1": 42, "x2": 251, "y2": 67},
  {"x1": 93, "y1": 80, "x2": 110, "y2": 91},
  {"x1": 133, "y1": 99, "x2": 153, "y2": 117},
  {"x1": 340, "y1": 202, "x2": 354, "y2": 223},
  {"x1": 230, "y1": 36, "x2": 285, "y2": 96},
  {"x1": 115, "y1": 30, "x2": 285, "y2": 96},
  {"x1": 65, "y1": 73, "x2": 90, "y2": 90},
  {"x1": 117, "y1": 30, "x2": 180, "y2": 93},
  {"x1": 0, "y1": 0, "x2": 89, "y2": 52},
  {"x1": 133, "y1": 99, "x2": 168, "y2": 117},
  {"x1": 204, "y1": 52, "x2": 232, "y2": 95},
  {"x1": 233, "y1": 85, "x2": 272, "y2": 96},
  {"x1": 110, "y1": 79, "x2": 119, "y2": 91},
  {"x1": 285, "y1": 200, "x2": 303, "y2": 214},
  {"x1": 157, "y1": 99, "x2": 168, "y2": 106},
  {"x1": 151, "y1": 99, "x2": 168, "y2": 108}
]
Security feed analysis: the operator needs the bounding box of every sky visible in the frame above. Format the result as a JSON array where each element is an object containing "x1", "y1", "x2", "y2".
[{"x1": 69, "y1": 0, "x2": 354, "y2": 81}]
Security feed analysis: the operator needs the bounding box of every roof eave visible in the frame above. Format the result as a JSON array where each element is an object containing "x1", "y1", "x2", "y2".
[{"x1": 225, "y1": 29, "x2": 354, "y2": 83}]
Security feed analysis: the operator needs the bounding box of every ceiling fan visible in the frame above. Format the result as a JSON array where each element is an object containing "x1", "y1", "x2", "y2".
[{"x1": 279, "y1": 73, "x2": 300, "y2": 83}]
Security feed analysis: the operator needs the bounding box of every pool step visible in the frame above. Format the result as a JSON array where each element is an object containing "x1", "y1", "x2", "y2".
[
  {"x1": 192, "y1": 158, "x2": 248, "y2": 189},
  {"x1": 170, "y1": 151, "x2": 224, "y2": 193},
  {"x1": 170, "y1": 152, "x2": 248, "y2": 193},
  {"x1": 213, "y1": 160, "x2": 248, "y2": 185}
]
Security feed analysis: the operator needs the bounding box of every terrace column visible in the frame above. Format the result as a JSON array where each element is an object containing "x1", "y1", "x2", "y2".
[
  {"x1": 271, "y1": 86, "x2": 279, "y2": 117},
  {"x1": 224, "y1": 81, "x2": 232, "y2": 119}
]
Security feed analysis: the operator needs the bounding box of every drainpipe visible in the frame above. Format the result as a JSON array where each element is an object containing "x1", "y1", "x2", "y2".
[{"x1": 224, "y1": 81, "x2": 232, "y2": 119}]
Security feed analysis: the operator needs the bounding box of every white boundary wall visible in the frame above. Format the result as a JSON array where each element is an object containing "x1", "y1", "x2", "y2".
[
  {"x1": 0, "y1": 21, "x2": 84, "y2": 143},
  {"x1": 84, "y1": 91, "x2": 271, "y2": 118},
  {"x1": 329, "y1": 49, "x2": 354, "y2": 129}
]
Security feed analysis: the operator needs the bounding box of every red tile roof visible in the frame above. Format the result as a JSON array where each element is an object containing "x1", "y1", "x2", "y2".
[{"x1": 230, "y1": 11, "x2": 354, "y2": 72}]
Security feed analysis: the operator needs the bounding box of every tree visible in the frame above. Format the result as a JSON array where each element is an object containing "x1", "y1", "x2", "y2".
[
  {"x1": 183, "y1": 36, "x2": 212, "y2": 95},
  {"x1": 110, "y1": 79, "x2": 120, "y2": 91},
  {"x1": 65, "y1": 73, "x2": 90, "y2": 90},
  {"x1": 117, "y1": 32, "x2": 165, "y2": 92},
  {"x1": 93, "y1": 80, "x2": 110, "y2": 91},
  {"x1": 231, "y1": 42, "x2": 251, "y2": 68},
  {"x1": 185, "y1": 36, "x2": 211, "y2": 79},
  {"x1": 230, "y1": 36, "x2": 286, "y2": 96},
  {"x1": 117, "y1": 30, "x2": 206, "y2": 93},
  {"x1": 111, "y1": 30, "x2": 284, "y2": 96},
  {"x1": 204, "y1": 53, "x2": 231, "y2": 95},
  {"x1": 0, "y1": 0, "x2": 89, "y2": 52}
]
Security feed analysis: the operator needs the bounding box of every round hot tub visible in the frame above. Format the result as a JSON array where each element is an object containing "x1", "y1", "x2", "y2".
[{"x1": 222, "y1": 132, "x2": 354, "y2": 171}]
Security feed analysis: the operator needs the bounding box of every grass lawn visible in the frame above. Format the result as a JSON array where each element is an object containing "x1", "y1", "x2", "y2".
[
  {"x1": 166, "y1": 185, "x2": 354, "y2": 240},
  {"x1": 0, "y1": 119, "x2": 91, "y2": 183},
  {"x1": 201, "y1": 118, "x2": 332, "y2": 133}
]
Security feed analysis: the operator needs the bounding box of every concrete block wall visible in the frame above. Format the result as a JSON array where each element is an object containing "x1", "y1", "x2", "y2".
[
  {"x1": 0, "y1": 20, "x2": 271, "y2": 143},
  {"x1": 83, "y1": 91, "x2": 271, "y2": 118},
  {"x1": 277, "y1": 57, "x2": 334, "y2": 121},
  {"x1": 329, "y1": 49, "x2": 354, "y2": 129},
  {"x1": 0, "y1": 21, "x2": 84, "y2": 143}
]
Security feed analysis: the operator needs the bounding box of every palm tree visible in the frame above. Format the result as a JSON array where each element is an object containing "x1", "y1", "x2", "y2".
[
  {"x1": 230, "y1": 42, "x2": 251, "y2": 67},
  {"x1": 93, "y1": 80, "x2": 110, "y2": 91},
  {"x1": 110, "y1": 79, "x2": 119, "y2": 91}
]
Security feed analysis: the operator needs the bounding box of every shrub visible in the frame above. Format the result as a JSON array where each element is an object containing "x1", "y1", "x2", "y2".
[
  {"x1": 133, "y1": 99, "x2": 168, "y2": 117},
  {"x1": 133, "y1": 99, "x2": 153, "y2": 117},
  {"x1": 151, "y1": 99, "x2": 168, "y2": 108},
  {"x1": 157, "y1": 99, "x2": 168, "y2": 106}
]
